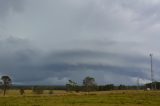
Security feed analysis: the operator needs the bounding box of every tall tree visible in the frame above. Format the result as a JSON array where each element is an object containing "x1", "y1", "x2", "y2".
[
  {"x1": 83, "y1": 76, "x2": 96, "y2": 92},
  {"x1": 66, "y1": 80, "x2": 77, "y2": 92},
  {"x1": 1, "y1": 76, "x2": 12, "y2": 96}
]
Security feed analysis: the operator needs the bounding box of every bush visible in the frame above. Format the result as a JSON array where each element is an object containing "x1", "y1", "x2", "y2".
[
  {"x1": 48, "y1": 90, "x2": 53, "y2": 94},
  {"x1": 32, "y1": 86, "x2": 44, "y2": 94},
  {"x1": 19, "y1": 89, "x2": 25, "y2": 95}
]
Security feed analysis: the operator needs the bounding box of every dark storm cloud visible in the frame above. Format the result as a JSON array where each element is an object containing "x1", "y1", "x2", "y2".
[
  {"x1": 0, "y1": 0, "x2": 160, "y2": 85},
  {"x1": 0, "y1": 36, "x2": 154, "y2": 85}
]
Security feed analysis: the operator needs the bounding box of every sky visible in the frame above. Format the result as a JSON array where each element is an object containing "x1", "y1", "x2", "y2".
[{"x1": 0, "y1": 0, "x2": 160, "y2": 85}]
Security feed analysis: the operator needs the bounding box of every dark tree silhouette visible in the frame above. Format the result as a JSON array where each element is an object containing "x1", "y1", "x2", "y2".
[
  {"x1": 66, "y1": 80, "x2": 77, "y2": 92},
  {"x1": 32, "y1": 86, "x2": 44, "y2": 94},
  {"x1": 1, "y1": 76, "x2": 12, "y2": 96},
  {"x1": 19, "y1": 89, "x2": 25, "y2": 95},
  {"x1": 83, "y1": 76, "x2": 96, "y2": 92}
]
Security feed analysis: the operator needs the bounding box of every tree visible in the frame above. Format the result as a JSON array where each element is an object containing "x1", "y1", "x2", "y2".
[
  {"x1": 66, "y1": 80, "x2": 77, "y2": 92},
  {"x1": 118, "y1": 84, "x2": 126, "y2": 90},
  {"x1": 99, "y1": 84, "x2": 114, "y2": 91},
  {"x1": 19, "y1": 89, "x2": 25, "y2": 95},
  {"x1": 48, "y1": 90, "x2": 53, "y2": 94},
  {"x1": 83, "y1": 76, "x2": 97, "y2": 92},
  {"x1": 32, "y1": 86, "x2": 44, "y2": 94},
  {"x1": 105, "y1": 84, "x2": 114, "y2": 90},
  {"x1": 1, "y1": 76, "x2": 12, "y2": 96}
]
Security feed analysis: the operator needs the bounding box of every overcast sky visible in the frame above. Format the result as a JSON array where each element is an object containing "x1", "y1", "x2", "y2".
[{"x1": 0, "y1": 0, "x2": 160, "y2": 85}]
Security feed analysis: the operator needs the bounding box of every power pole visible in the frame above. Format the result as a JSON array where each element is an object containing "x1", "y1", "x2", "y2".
[
  {"x1": 150, "y1": 54, "x2": 154, "y2": 90},
  {"x1": 137, "y1": 77, "x2": 140, "y2": 90}
]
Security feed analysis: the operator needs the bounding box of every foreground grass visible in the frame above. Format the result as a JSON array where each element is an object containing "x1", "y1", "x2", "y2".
[{"x1": 0, "y1": 90, "x2": 160, "y2": 106}]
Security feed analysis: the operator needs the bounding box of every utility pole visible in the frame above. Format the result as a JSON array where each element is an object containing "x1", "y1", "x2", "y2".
[
  {"x1": 150, "y1": 54, "x2": 154, "y2": 90},
  {"x1": 137, "y1": 77, "x2": 140, "y2": 90}
]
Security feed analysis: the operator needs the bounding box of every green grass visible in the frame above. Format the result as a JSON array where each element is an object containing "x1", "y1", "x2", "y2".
[{"x1": 0, "y1": 90, "x2": 160, "y2": 106}]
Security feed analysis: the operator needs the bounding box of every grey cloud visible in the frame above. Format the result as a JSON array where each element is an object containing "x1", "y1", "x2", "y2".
[
  {"x1": 115, "y1": 0, "x2": 160, "y2": 28},
  {"x1": 0, "y1": 0, "x2": 24, "y2": 19},
  {"x1": 0, "y1": 36, "x2": 154, "y2": 85},
  {"x1": 0, "y1": 0, "x2": 160, "y2": 85}
]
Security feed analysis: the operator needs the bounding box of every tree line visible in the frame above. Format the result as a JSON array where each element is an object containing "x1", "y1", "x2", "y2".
[
  {"x1": 1, "y1": 75, "x2": 159, "y2": 96},
  {"x1": 65, "y1": 76, "x2": 146, "y2": 92}
]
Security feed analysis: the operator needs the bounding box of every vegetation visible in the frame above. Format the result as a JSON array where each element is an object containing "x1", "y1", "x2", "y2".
[
  {"x1": 66, "y1": 80, "x2": 78, "y2": 92},
  {"x1": 32, "y1": 86, "x2": 44, "y2": 94},
  {"x1": 145, "y1": 81, "x2": 160, "y2": 90},
  {"x1": 0, "y1": 90, "x2": 159, "y2": 106},
  {"x1": 48, "y1": 90, "x2": 53, "y2": 94},
  {"x1": 0, "y1": 75, "x2": 160, "y2": 105},
  {"x1": 98, "y1": 84, "x2": 114, "y2": 91},
  {"x1": 1, "y1": 76, "x2": 12, "y2": 96},
  {"x1": 19, "y1": 89, "x2": 25, "y2": 95},
  {"x1": 83, "y1": 76, "x2": 97, "y2": 92}
]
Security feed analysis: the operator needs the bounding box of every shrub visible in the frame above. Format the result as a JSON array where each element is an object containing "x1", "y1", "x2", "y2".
[
  {"x1": 48, "y1": 90, "x2": 53, "y2": 94},
  {"x1": 19, "y1": 89, "x2": 25, "y2": 95},
  {"x1": 32, "y1": 86, "x2": 44, "y2": 94}
]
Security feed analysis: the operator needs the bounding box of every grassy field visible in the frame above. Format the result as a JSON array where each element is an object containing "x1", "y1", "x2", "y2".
[{"x1": 0, "y1": 90, "x2": 160, "y2": 106}]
